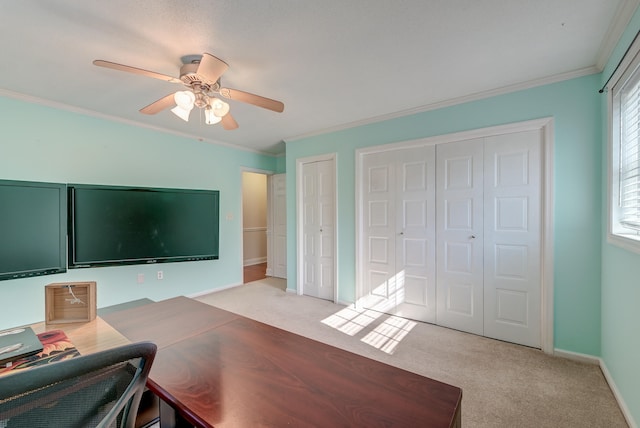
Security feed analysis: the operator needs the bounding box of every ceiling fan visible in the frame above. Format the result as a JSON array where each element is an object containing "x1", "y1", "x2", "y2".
[{"x1": 93, "y1": 53, "x2": 284, "y2": 130}]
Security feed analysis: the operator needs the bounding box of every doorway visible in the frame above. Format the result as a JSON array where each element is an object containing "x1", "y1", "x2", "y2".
[
  {"x1": 241, "y1": 171, "x2": 287, "y2": 284},
  {"x1": 242, "y1": 171, "x2": 268, "y2": 283}
]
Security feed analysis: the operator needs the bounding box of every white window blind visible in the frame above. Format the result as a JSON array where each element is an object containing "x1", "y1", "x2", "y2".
[{"x1": 619, "y1": 73, "x2": 640, "y2": 231}]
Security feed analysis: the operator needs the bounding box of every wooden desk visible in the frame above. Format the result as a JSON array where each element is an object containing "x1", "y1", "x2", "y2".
[
  {"x1": 30, "y1": 317, "x2": 130, "y2": 355},
  {"x1": 103, "y1": 296, "x2": 462, "y2": 428}
]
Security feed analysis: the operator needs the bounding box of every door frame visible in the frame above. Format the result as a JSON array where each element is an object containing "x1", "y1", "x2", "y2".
[
  {"x1": 355, "y1": 118, "x2": 555, "y2": 353},
  {"x1": 296, "y1": 153, "x2": 338, "y2": 301},
  {"x1": 240, "y1": 167, "x2": 275, "y2": 284}
]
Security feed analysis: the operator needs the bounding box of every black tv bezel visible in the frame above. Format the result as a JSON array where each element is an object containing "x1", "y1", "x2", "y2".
[
  {"x1": 67, "y1": 184, "x2": 220, "y2": 269},
  {"x1": 0, "y1": 179, "x2": 67, "y2": 281}
]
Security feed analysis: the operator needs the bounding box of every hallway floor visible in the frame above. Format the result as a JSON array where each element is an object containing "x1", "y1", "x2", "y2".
[{"x1": 243, "y1": 262, "x2": 267, "y2": 283}]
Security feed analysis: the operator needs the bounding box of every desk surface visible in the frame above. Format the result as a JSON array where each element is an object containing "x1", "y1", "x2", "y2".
[
  {"x1": 103, "y1": 296, "x2": 462, "y2": 428},
  {"x1": 30, "y1": 316, "x2": 130, "y2": 355}
]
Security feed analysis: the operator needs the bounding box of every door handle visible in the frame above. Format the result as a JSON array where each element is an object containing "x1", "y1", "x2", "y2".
[{"x1": 470, "y1": 235, "x2": 476, "y2": 239}]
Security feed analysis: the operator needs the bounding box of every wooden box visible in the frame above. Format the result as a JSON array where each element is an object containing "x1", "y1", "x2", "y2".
[{"x1": 45, "y1": 281, "x2": 97, "y2": 324}]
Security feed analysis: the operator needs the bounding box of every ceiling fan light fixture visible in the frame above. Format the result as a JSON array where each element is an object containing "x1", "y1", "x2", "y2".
[
  {"x1": 171, "y1": 105, "x2": 191, "y2": 122},
  {"x1": 171, "y1": 90, "x2": 196, "y2": 122},
  {"x1": 93, "y1": 53, "x2": 285, "y2": 131},
  {"x1": 204, "y1": 106, "x2": 222, "y2": 125},
  {"x1": 210, "y1": 98, "x2": 230, "y2": 117},
  {"x1": 174, "y1": 90, "x2": 195, "y2": 109}
]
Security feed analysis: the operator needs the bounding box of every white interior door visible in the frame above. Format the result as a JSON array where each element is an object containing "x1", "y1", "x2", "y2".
[
  {"x1": 483, "y1": 130, "x2": 541, "y2": 347},
  {"x1": 301, "y1": 159, "x2": 335, "y2": 301},
  {"x1": 361, "y1": 146, "x2": 436, "y2": 322},
  {"x1": 436, "y1": 139, "x2": 484, "y2": 335},
  {"x1": 269, "y1": 174, "x2": 287, "y2": 279}
]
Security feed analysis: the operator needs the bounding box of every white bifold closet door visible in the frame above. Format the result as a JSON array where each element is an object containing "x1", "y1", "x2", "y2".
[
  {"x1": 435, "y1": 138, "x2": 485, "y2": 335},
  {"x1": 435, "y1": 130, "x2": 542, "y2": 348},
  {"x1": 483, "y1": 131, "x2": 541, "y2": 347},
  {"x1": 301, "y1": 159, "x2": 335, "y2": 301},
  {"x1": 361, "y1": 146, "x2": 437, "y2": 323},
  {"x1": 359, "y1": 128, "x2": 542, "y2": 348}
]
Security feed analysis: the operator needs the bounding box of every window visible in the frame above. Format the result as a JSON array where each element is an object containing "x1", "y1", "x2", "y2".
[{"x1": 609, "y1": 37, "x2": 640, "y2": 253}]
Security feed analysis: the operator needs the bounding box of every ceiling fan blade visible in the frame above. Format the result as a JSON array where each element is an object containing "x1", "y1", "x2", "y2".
[
  {"x1": 221, "y1": 112, "x2": 238, "y2": 130},
  {"x1": 219, "y1": 87, "x2": 284, "y2": 113},
  {"x1": 93, "y1": 60, "x2": 182, "y2": 84},
  {"x1": 197, "y1": 53, "x2": 228, "y2": 85},
  {"x1": 140, "y1": 93, "x2": 175, "y2": 114}
]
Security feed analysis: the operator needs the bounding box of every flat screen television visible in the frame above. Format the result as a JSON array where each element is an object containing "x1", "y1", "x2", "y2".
[
  {"x1": 68, "y1": 184, "x2": 219, "y2": 268},
  {"x1": 0, "y1": 180, "x2": 67, "y2": 281}
]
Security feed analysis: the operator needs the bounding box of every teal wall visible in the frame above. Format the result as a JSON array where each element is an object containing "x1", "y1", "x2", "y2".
[
  {"x1": 0, "y1": 96, "x2": 277, "y2": 330},
  {"x1": 600, "y1": 8, "x2": 640, "y2": 425},
  {"x1": 284, "y1": 9, "x2": 640, "y2": 422},
  {"x1": 286, "y1": 74, "x2": 603, "y2": 356}
]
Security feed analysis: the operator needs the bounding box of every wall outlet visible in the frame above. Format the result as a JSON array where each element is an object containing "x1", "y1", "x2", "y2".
[
  {"x1": 157, "y1": 270, "x2": 163, "y2": 280},
  {"x1": 137, "y1": 273, "x2": 144, "y2": 284}
]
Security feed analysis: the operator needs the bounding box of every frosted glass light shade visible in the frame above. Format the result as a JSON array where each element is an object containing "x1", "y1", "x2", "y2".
[
  {"x1": 205, "y1": 107, "x2": 222, "y2": 125},
  {"x1": 171, "y1": 91, "x2": 195, "y2": 121},
  {"x1": 171, "y1": 106, "x2": 192, "y2": 122},
  {"x1": 210, "y1": 98, "x2": 230, "y2": 117},
  {"x1": 174, "y1": 91, "x2": 195, "y2": 109}
]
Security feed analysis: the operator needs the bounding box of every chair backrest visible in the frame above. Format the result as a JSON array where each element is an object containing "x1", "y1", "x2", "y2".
[{"x1": 0, "y1": 341, "x2": 157, "y2": 428}]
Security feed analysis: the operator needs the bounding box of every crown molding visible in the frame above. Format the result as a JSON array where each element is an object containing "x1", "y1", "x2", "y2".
[
  {"x1": 0, "y1": 88, "x2": 281, "y2": 157},
  {"x1": 285, "y1": 66, "x2": 598, "y2": 144},
  {"x1": 595, "y1": 0, "x2": 640, "y2": 71}
]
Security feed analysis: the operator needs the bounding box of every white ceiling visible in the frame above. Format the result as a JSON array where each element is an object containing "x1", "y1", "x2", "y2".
[{"x1": 0, "y1": 1, "x2": 635, "y2": 155}]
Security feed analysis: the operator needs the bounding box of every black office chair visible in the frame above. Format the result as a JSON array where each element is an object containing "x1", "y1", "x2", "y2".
[{"x1": 0, "y1": 341, "x2": 157, "y2": 428}]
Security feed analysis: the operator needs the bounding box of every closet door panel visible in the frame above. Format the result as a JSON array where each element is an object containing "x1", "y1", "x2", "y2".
[
  {"x1": 483, "y1": 130, "x2": 541, "y2": 347},
  {"x1": 436, "y1": 139, "x2": 484, "y2": 334},
  {"x1": 301, "y1": 160, "x2": 335, "y2": 301},
  {"x1": 394, "y1": 146, "x2": 436, "y2": 322},
  {"x1": 362, "y1": 152, "x2": 397, "y2": 312},
  {"x1": 361, "y1": 147, "x2": 436, "y2": 322}
]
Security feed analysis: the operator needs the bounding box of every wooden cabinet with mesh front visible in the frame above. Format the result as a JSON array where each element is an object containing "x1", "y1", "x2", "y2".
[{"x1": 45, "y1": 281, "x2": 97, "y2": 324}]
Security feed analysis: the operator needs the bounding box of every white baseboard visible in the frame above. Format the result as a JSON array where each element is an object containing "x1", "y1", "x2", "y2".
[
  {"x1": 243, "y1": 257, "x2": 267, "y2": 267},
  {"x1": 555, "y1": 348, "x2": 637, "y2": 428},
  {"x1": 187, "y1": 282, "x2": 243, "y2": 298},
  {"x1": 599, "y1": 359, "x2": 638, "y2": 428},
  {"x1": 553, "y1": 348, "x2": 600, "y2": 365}
]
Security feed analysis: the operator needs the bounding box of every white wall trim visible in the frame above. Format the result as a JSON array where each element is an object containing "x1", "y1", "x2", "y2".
[
  {"x1": 285, "y1": 70, "x2": 594, "y2": 145},
  {"x1": 187, "y1": 282, "x2": 243, "y2": 298},
  {"x1": 553, "y1": 348, "x2": 600, "y2": 365},
  {"x1": 600, "y1": 358, "x2": 639, "y2": 428},
  {"x1": 595, "y1": 0, "x2": 640, "y2": 71},
  {"x1": 355, "y1": 117, "x2": 555, "y2": 353},
  {"x1": 243, "y1": 257, "x2": 267, "y2": 267},
  {"x1": 244, "y1": 226, "x2": 268, "y2": 233},
  {"x1": 541, "y1": 120, "x2": 555, "y2": 355},
  {"x1": 0, "y1": 88, "x2": 282, "y2": 156},
  {"x1": 555, "y1": 348, "x2": 638, "y2": 428}
]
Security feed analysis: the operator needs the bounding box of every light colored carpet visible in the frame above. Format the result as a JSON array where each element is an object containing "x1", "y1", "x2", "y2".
[{"x1": 195, "y1": 277, "x2": 628, "y2": 428}]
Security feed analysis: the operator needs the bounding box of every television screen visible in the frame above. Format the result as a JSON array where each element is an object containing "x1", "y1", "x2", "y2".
[
  {"x1": 0, "y1": 180, "x2": 67, "y2": 281},
  {"x1": 68, "y1": 185, "x2": 219, "y2": 268}
]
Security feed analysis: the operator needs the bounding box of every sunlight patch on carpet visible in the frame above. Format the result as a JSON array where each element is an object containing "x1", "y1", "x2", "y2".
[{"x1": 361, "y1": 316, "x2": 417, "y2": 354}]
